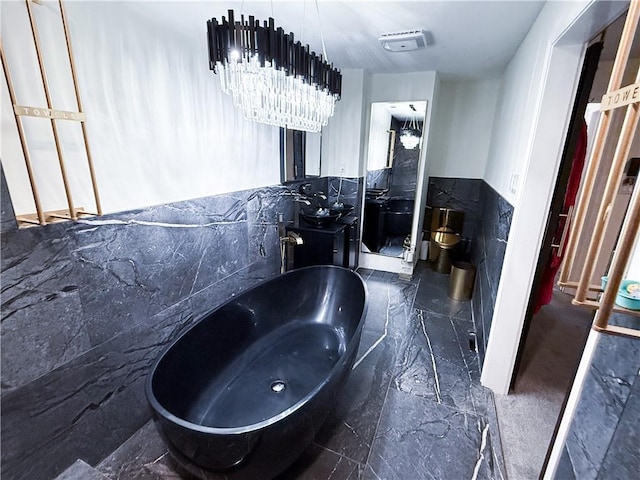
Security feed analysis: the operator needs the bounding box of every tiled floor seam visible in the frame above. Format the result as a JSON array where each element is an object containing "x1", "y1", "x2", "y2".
[
  {"x1": 359, "y1": 278, "x2": 411, "y2": 471},
  {"x1": 311, "y1": 442, "x2": 367, "y2": 469}
]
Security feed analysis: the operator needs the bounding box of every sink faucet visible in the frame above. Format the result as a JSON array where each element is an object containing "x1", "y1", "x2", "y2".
[
  {"x1": 283, "y1": 190, "x2": 312, "y2": 205},
  {"x1": 280, "y1": 231, "x2": 303, "y2": 245},
  {"x1": 278, "y1": 228, "x2": 303, "y2": 273}
]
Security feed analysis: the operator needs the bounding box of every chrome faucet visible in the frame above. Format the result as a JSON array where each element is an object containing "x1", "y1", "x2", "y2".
[{"x1": 283, "y1": 190, "x2": 312, "y2": 205}]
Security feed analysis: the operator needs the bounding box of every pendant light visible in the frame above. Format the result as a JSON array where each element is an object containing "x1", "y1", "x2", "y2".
[
  {"x1": 207, "y1": 9, "x2": 342, "y2": 132},
  {"x1": 399, "y1": 104, "x2": 421, "y2": 150}
]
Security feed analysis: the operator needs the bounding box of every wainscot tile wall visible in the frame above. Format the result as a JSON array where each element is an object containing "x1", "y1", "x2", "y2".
[
  {"x1": 555, "y1": 313, "x2": 640, "y2": 479},
  {"x1": 327, "y1": 176, "x2": 363, "y2": 217},
  {"x1": 426, "y1": 177, "x2": 514, "y2": 367},
  {"x1": 0, "y1": 172, "x2": 332, "y2": 480}
]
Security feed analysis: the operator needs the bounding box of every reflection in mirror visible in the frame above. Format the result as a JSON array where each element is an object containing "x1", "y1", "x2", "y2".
[
  {"x1": 280, "y1": 128, "x2": 321, "y2": 183},
  {"x1": 362, "y1": 101, "x2": 426, "y2": 257}
]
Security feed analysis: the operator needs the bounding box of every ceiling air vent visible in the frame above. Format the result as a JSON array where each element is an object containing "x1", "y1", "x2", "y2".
[{"x1": 378, "y1": 30, "x2": 428, "y2": 52}]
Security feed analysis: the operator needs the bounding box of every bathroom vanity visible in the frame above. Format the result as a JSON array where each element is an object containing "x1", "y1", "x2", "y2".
[{"x1": 287, "y1": 216, "x2": 359, "y2": 270}]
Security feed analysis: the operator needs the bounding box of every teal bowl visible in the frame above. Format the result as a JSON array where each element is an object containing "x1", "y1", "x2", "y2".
[{"x1": 616, "y1": 279, "x2": 640, "y2": 311}]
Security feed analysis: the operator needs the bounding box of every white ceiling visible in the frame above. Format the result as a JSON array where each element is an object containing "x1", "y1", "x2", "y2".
[{"x1": 131, "y1": 0, "x2": 546, "y2": 80}]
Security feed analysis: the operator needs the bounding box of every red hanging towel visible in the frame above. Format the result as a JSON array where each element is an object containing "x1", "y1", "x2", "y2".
[{"x1": 534, "y1": 120, "x2": 588, "y2": 313}]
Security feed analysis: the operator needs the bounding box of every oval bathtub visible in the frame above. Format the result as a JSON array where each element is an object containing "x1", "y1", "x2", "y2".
[{"x1": 145, "y1": 266, "x2": 368, "y2": 479}]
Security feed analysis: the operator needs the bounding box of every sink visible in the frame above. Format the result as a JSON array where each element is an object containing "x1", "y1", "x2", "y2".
[
  {"x1": 299, "y1": 207, "x2": 341, "y2": 227},
  {"x1": 330, "y1": 202, "x2": 355, "y2": 217}
]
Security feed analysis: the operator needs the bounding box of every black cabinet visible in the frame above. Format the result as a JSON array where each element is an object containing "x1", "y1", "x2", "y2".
[
  {"x1": 363, "y1": 198, "x2": 386, "y2": 252},
  {"x1": 340, "y1": 216, "x2": 359, "y2": 269},
  {"x1": 287, "y1": 216, "x2": 359, "y2": 270}
]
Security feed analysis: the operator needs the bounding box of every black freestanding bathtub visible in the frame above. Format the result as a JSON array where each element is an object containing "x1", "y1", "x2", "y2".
[{"x1": 146, "y1": 266, "x2": 368, "y2": 479}]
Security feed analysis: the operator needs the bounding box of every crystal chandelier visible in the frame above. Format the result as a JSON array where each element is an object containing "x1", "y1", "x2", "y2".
[
  {"x1": 399, "y1": 104, "x2": 421, "y2": 150},
  {"x1": 207, "y1": 10, "x2": 342, "y2": 133}
]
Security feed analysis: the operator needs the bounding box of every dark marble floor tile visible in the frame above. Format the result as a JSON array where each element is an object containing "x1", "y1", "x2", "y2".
[
  {"x1": 413, "y1": 265, "x2": 472, "y2": 320},
  {"x1": 54, "y1": 460, "x2": 110, "y2": 480},
  {"x1": 365, "y1": 388, "x2": 493, "y2": 480},
  {"x1": 314, "y1": 335, "x2": 395, "y2": 464},
  {"x1": 277, "y1": 444, "x2": 362, "y2": 480},
  {"x1": 391, "y1": 309, "x2": 483, "y2": 416},
  {"x1": 97, "y1": 421, "x2": 168, "y2": 480},
  {"x1": 360, "y1": 274, "x2": 417, "y2": 339},
  {"x1": 355, "y1": 329, "x2": 397, "y2": 369},
  {"x1": 598, "y1": 371, "x2": 640, "y2": 479}
]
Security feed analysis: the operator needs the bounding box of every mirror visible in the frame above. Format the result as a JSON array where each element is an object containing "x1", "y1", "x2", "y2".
[
  {"x1": 362, "y1": 101, "x2": 427, "y2": 257},
  {"x1": 280, "y1": 128, "x2": 322, "y2": 183}
]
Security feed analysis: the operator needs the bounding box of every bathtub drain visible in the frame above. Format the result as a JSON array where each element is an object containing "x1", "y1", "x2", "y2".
[{"x1": 270, "y1": 380, "x2": 286, "y2": 393}]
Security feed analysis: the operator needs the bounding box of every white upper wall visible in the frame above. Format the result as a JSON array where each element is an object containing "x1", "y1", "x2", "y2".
[
  {"x1": 428, "y1": 76, "x2": 502, "y2": 179},
  {"x1": 363, "y1": 72, "x2": 438, "y2": 177},
  {"x1": 482, "y1": 5, "x2": 556, "y2": 206},
  {"x1": 321, "y1": 69, "x2": 366, "y2": 178},
  {"x1": 1, "y1": 1, "x2": 280, "y2": 215}
]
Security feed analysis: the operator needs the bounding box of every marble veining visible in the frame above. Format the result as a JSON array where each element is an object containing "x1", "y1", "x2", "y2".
[
  {"x1": 4, "y1": 170, "x2": 504, "y2": 480},
  {"x1": 1, "y1": 174, "x2": 304, "y2": 480},
  {"x1": 560, "y1": 331, "x2": 640, "y2": 480},
  {"x1": 1, "y1": 167, "x2": 17, "y2": 233},
  {"x1": 427, "y1": 177, "x2": 483, "y2": 239},
  {"x1": 364, "y1": 388, "x2": 492, "y2": 480},
  {"x1": 470, "y1": 181, "x2": 513, "y2": 366},
  {"x1": 417, "y1": 309, "x2": 443, "y2": 404},
  {"x1": 58, "y1": 260, "x2": 503, "y2": 480},
  {"x1": 366, "y1": 169, "x2": 390, "y2": 191},
  {"x1": 328, "y1": 176, "x2": 363, "y2": 222}
]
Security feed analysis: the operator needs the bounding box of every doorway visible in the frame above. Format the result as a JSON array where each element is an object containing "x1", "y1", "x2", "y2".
[{"x1": 493, "y1": 9, "x2": 640, "y2": 479}]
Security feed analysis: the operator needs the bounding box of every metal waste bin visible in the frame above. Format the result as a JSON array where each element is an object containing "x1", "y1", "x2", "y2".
[{"x1": 449, "y1": 261, "x2": 476, "y2": 300}]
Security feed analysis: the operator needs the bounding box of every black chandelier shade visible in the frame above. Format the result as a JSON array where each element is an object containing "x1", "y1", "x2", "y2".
[{"x1": 207, "y1": 10, "x2": 342, "y2": 98}]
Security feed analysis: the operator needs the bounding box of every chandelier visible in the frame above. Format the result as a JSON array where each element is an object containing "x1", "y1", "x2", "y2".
[
  {"x1": 399, "y1": 104, "x2": 421, "y2": 150},
  {"x1": 207, "y1": 10, "x2": 342, "y2": 133}
]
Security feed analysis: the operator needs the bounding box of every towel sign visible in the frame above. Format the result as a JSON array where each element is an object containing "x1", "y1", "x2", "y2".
[
  {"x1": 600, "y1": 82, "x2": 640, "y2": 111},
  {"x1": 13, "y1": 105, "x2": 86, "y2": 122}
]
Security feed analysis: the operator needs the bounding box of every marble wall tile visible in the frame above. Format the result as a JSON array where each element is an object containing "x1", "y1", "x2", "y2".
[
  {"x1": 427, "y1": 177, "x2": 483, "y2": 239},
  {"x1": 1, "y1": 180, "x2": 296, "y2": 479},
  {"x1": 69, "y1": 197, "x2": 250, "y2": 346},
  {"x1": 1, "y1": 167, "x2": 17, "y2": 232},
  {"x1": 327, "y1": 176, "x2": 363, "y2": 218},
  {"x1": 563, "y1": 332, "x2": 640, "y2": 480},
  {"x1": 1, "y1": 223, "x2": 91, "y2": 392},
  {"x1": 366, "y1": 169, "x2": 391, "y2": 191},
  {"x1": 472, "y1": 181, "x2": 513, "y2": 367},
  {"x1": 1, "y1": 300, "x2": 195, "y2": 480},
  {"x1": 426, "y1": 177, "x2": 513, "y2": 369}
]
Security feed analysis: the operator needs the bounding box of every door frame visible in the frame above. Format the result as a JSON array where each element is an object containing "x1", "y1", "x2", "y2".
[
  {"x1": 511, "y1": 40, "x2": 603, "y2": 390},
  {"x1": 481, "y1": 1, "x2": 628, "y2": 395}
]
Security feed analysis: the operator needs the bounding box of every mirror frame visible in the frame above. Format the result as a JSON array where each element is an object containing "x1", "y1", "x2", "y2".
[
  {"x1": 359, "y1": 100, "x2": 430, "y2": 274},
  {"x1": 280, "y1": 128, "x2": 322, "y2": 183}
]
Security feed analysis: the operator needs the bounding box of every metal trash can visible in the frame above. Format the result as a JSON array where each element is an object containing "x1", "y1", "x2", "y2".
[{"x1": 449, "y1": 261, "x2": 476, "y2": 300}]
